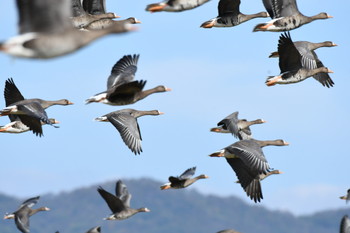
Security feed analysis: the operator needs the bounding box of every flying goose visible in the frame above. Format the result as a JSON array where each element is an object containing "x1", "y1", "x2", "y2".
[
  {"x1": 95, "y1": 109, "x2": 163, "y2": 155},
  {"x1": 253, "y1": 0, "x2": 332, "y2": 32},
  {"x1": 85, "y1": 54, "x2": 171, "y2": 105},
  {"x1": 0, "y1": 78, "x2": 71, "y2": 136},
  {"x1": 0, "y1": 0, "x2": 134, "y2": 59},
  {"x1": 98, "y1": 180, "x2": 150, "y2": 220},
  {"x1": 209, "y1": 139, "x2": 288, "y2": 202},
  {"x1": 265, "y1": 32, "x2": 334, "y2": 86},
  {"x1": 0, "y1": 118, "x2": 59, "y2": 134},
  {"x1": 160, "y1": 167, "x2": 209, "y2": 189},
  {"x1": 210, "y1": 111, "x2": 266, "y2": 140},
  {"x1": 201, "y1": 0, "x2": 269, "y2": 28},
  {"x1": 4, "y1": 196, "x2": 50, "y2": 233},
  {"x1": 269, "y1": 40, "x2": 336, "y2": 88},
  {"x1": 146, "y1": 0, "x2": 210, "y2": 13}
]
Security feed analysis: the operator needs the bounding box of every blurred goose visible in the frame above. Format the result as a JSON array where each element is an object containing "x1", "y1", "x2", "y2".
[
  {"x1": 253, "y1": 0, "x2": 332, "y2": 32},
  {"x1": 71, "y1": 0, "x2": 118, "y2": 29},
  {"x1": 84, "y1": 17, "x2": 141, "y2": 30},
  {"x1": 95, "y1": 109, "x2": 163, "y2": 155},
  {"x1": 1, "y1": 78, "x2": 71, "y2": 136},
  {"x1": 0, "y1": 118, "x2": 59, "y2": 134},
  {"x1": 86, "y1": 54, "x2": 171, "y2": 105},
  {"x1": 98, "y1": 180, "x2": 150, "y2": 220},
  {"x1": 4, "y1": 196, "x2": 50, "y2": 233},
  {"x1": 269, "y1": 40, "x2": 336, "y2": 88},
  {"x1": 209, "y1": 139, "x2": 288, "y2": 202},
  {"x1": 201, "y1": 0, "x2": 269, "y2": 28},
  {"x1": 235, "y1": 169, "x2": 282, "y2": 183},
  {"x1": 217, "y1": 230, "x2": 241, "y2": 233},
  {"x1": 160, "y1": 167, "x2": 209, "y2": 190},
  {"x1": 86, "y1": 226, "x2": 101, "y2": 233},
  {"x1": 210, "y1": 111, "x2": 265, "y2": 140},
  {"x1": 265, "y1": 32, "x2": 333, "y2": 86},
  {"x1": 146, "y1": 0, "x2": 210, "y2": 13},
  {"x1": 0, "y1": 0, "x2": 134, "y2": 59},
  {"x1": 340, "y1": 189, "x2": 350, "y2": 203},
  {"x1": 341, "y1": 215, "x2": 350, "y2": 233}
]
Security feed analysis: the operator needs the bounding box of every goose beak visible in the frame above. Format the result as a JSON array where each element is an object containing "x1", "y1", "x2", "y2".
[{"x1": 68, "y1": 101, "x2": 74, "y2": 105}]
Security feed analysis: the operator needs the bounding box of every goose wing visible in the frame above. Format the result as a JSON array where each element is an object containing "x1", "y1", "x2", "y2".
[
  {"x1": 278, "y1": 32, "x2": 302, "y2": 73},
  {"x1": 107, "y1": 111, "x2": 142, "y2": 155},
  {"x1": 97, "y1": 186, "x2": 125, "y2": 213},
  {"x1": 226, "y1": 158, "x2": 263, "y2": 202},
  {"x1": 83, "y1": 0, "x2": 107, "y2": 15},
  {"x1": 218, "y1": 0, "x2": 240, "y2": 16},
  {"x1": 179, "y1": 167, "x2": 196, "y2": 180},
  {"x1": 107, "y1": 54, "x2": 139, "y2": 89},
  {"x1": 226, "y1": 140, "x2": 270, "y2": 174},
  {"x1": 115, "y1": 180, "x2": 132, "y2": 208}
]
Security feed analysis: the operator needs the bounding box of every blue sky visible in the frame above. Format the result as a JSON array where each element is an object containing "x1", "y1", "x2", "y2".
[{"x1": 0, "y1": 0, "x2": 347, "y2": 216}]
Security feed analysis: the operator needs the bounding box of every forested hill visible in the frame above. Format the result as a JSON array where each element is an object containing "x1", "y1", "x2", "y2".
[{"x1": 0, "y1": 178, "x2": 348, "y2": 233}]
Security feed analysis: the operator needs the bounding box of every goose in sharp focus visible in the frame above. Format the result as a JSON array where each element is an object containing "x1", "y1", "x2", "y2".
[
  {"x1": 253, "y1": 0, "x2": 332, "y2": 32},
  {"x1": 94, "y1": 109, "x2": 163, "y2": 155},
  {"x1": 265, "y1": 32, "x2": 334, "y2": 86},
  {"x1": 269, "y1": 40, "x2": 336, "y2": 87},
  {"x1": 0, "y1": 0, "x2": 134, "y2": 59},
  {"x1": 4, "y1": 196, "x2": 50, "y2": 233},
  {"x1": 340, "y1": 215, "x2": 350, "y2": 233},
  {"x1": 200, "y1": 0, "x2": 269, "y2": 28},
  {"x1": 98, "y1": 180, "x2": 150, "y2": 220},
  {"x1": 0, "y1": 118, "x2": 59, "y2": 134},
  {"x1": 340, "y1": 189, "x2": 350, "y2": 203},
  {"x1": 1, "y1": 78, "x2": 63, "y2": 136},
  {"x1": 146, "y1": 0, "x2": 210, "y2": 13},
  {"x1": 210, "y1": 111, "x2": 266, "y2": 140},
  {"x1": 85, "y1": 54, "x2": 171, "y2": 105},
  {"x1": 209, "y1": 139, "x2": 288, "y2": 202},
  {"x1": 71, "y1": 0, "x2": 119, "y2": 29},
  {"x1": 160, "y1": 167, "x2": 209, "y2": 190}
]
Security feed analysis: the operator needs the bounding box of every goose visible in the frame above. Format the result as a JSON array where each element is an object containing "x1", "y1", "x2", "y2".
[
  {"x1": 269, "y1": 40, "x2": 336, "y2": 88},
  {"x1": 253, "y1": 0, "x2": 332, "y2": 32},
  {"x1": 71, "y1": 0, "x2": 118, "y2": 29},
  {"x1": 85, "y1": 54, "x2": 171, "y2": 105},
  {"x1": 4, "y1": 196, "x2": 50, "y2": 233},
  {"x1": 0, "y1": 0, "x2": 134, "y2": 59},
  {"x1": 84, "y1": 17, "x2": 141, "y2": 30},
  {"x1": 98, "y1": 180, "x2": 150, "y2": 220},
  {"x1": 340, "y1": 215, "x2": 350, "y2": 233},
  {"x1": 340, "y1": 189, "x2": 350, "y2": 203},
  {"x1": 210, "y1": 111, "x2": 266, "y2": 140},
  {"x1": 200, "y1": 0, "x2": 269, "y2": 28},
  {"x1": 1, "y1": 78, "x2": 71, "y2": 136},
  {"x1": 95, "y1": 109, "x2": 163, "y2": 155},
  {"x1": 265, "y1": 32, "x2": 334, "y2": 86},
  {"x1": 209, "y1": 139, "x2": 288, "y2": 202},
  {"x1": 146, "y1": 0, "x2": 210, "y2": 13},
  {"x1": 0, "y1": 118, "x2": 59, "y2": 134},
  {"x1": 160, "y1": 167, "x2": 209, "y2": 190}
]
